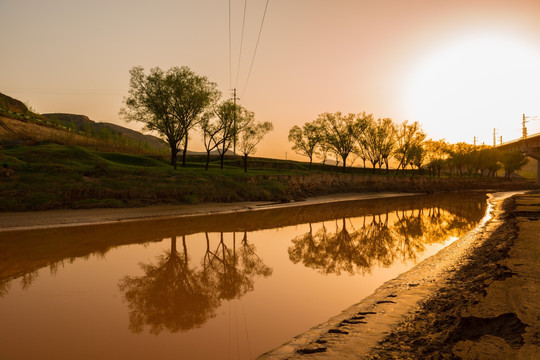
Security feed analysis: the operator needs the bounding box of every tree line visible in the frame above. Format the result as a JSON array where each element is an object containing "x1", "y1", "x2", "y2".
[
  {"x1": 288, "y1": 112, "x2": 528, "y2": 177},
  {"x1": 120, "y1": 66, "x2": 272, "y2": 171}
]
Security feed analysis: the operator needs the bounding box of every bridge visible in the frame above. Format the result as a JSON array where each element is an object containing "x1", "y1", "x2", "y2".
[{"x1": 496, "y1": 132, "x2": 540, "y2": 184}]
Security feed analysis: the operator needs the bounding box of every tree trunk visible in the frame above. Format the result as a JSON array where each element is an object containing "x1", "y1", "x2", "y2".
[
  {"x1": 243, "y1": 154, "x2": 248, "y2": 173},
  {"x1": 309, "y1": 156, "x2": 312, "y2": 170},
  {"x1": 205, "y1": 150, "x2": 211, "y2": 170},
  {"x1": 170, "y1": 143, "x2": 178, "y2": 170},
  {"x1": 182, "y1": 134, "x2": 188, "y2": 167},
  {"x1": 171, "y1": 236, "x2": 177, "y2": 253},
  {"x1": 342, "y1": 154, "x2": 347, "y2": 173}
]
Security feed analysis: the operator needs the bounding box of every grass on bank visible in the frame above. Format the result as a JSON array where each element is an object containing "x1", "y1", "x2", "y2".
[
  {"x1": 0, "y1": 144, "x2": 308, "y2": 211},
  {"x1": 1, "y1": 143, "x2": 534, "y2": 211}
]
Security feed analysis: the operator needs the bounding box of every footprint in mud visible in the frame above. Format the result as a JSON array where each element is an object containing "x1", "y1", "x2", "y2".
[
  {"x1": 296, "y1": 347, "x2": 327, "y2": 355},
  {"x1": 376, "y1": 300, "x2": 396, "y2": 304},
  {"x1": 339, "y1": 319, "x2": 367, "y2": 326},
  {"x1": 357, "y1": 311, "x2": 376, "y2": 316}
]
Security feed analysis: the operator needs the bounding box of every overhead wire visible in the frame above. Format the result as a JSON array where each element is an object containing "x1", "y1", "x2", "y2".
[
  {"x1": 235, "y1": 0, "x2": 248, "y2": 90},
  {"x1": 241, "y1": 0, "x2": 270, "y2": 97},
  {"x1": 229, "y1": 0, "x2": 233, "y2": 90}
]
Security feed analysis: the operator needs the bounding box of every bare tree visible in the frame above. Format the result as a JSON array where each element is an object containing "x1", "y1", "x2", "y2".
[
  {"x1": 200, "y1": 114, "x2": 223, "y2": 170},
  {"x1": 213, "y1": 100, "x2": 254, "y2": 169}
]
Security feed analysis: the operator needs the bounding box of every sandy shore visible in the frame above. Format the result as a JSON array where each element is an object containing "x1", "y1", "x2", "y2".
[
  {"x1": 0, "y1": 192, "x2": 415, "y2": 231},
  {"x1": 259, "y1": 191, "x2": 540, "y2": 359}
]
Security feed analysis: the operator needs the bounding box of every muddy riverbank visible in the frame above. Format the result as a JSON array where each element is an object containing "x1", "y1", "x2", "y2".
[
  {"x1": 258, "y1": 191, "x2": 540, "y2": 359},
  {"x1": 365, "y1": 191, "x2": 540, "y2": 359}
]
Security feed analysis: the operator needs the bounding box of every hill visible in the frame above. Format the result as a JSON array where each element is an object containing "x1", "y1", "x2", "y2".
[
  {"x1": 0, "y1": 92, "x2": 167, "y2": 154},
  {"x1": 42, "y1": 113, "x2": 167, "y2": 151}
]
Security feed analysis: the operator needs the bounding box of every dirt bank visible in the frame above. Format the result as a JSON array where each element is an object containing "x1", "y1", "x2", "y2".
[{"x1": 258, "y1": 191, "x2": 540, "y2": 359}]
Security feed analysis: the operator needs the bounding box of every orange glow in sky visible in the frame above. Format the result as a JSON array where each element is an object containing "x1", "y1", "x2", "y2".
[{"x1": 1, "y1": 0, "x2": 540, "y2": 159}]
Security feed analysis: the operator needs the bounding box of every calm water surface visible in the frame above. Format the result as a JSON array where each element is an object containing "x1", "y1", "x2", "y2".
[{"x1": 0, "y1": 192, "x2": 487, "y2": 359}]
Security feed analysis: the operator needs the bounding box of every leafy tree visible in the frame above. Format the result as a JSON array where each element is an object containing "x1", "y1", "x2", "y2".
[
  {"x1": 501, "y1": 151, "x2": 528, "y2": 178},
  {"x1": 408, "y1": 143, "x2": 425, "y2": 174},
  {"x1": 423, "y1": 139, "x2": 449, "y2": 177},
  {"x1": 238, "y1": 119, "x2": 273, "y2": 172},
  {"x1": 120, "y1": 66, "x2": 220, "y2": 169},
  {"x1": 360, "y1": 116, "x2": 396, "y2": 171},
  {"x1": 447, "y1": 142, "x2": 475, "y2": 177},
  {"x1": 317, "y1": 112, "x2": 369, "y2": 172},
  {"x1": 288, "y1": 121, "x2": 321, "y2": 169},
  {"x1": 483, "y1": 149, "x2": 502, "y2": 177},
  {"x1": 394, "y1": 121, "x2": 426, "y2": 173}
]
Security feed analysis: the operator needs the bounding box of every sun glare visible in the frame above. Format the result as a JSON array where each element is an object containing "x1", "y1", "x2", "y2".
[{"x1": 403, "y1": 30, "x2": 540, "y2": 144}]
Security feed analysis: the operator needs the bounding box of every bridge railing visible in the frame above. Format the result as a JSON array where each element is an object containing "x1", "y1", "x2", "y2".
[{"x1": 496, "y1": 131, "x2": 540, "y2": 148}]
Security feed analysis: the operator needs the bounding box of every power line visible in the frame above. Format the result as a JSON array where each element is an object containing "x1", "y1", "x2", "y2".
[
  {"x1": 228, "y1": 0, "x2": 232, "y2": 89},
  {"x1": 241, "y1": 0, "x2": 270, "y2": 97},
  {"x1": 235, "y1": 0, "x2": 248, "y2": 89}
]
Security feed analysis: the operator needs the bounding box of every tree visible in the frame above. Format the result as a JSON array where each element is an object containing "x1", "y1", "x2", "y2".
[
  {"x1": 317, "y1": 112, "x2": 368, "y2": 172},
  {"x1": 213, "y1": 100, "x2": 254, "y2": 169},
  {"x1": 423, "y1": 139, "x2": 449, "y2": 178},
  {"x1": 199, "y1": 114, "x2": 223, "y2": 170},
  {"x1": 120, "y1": 66, "x2": 220, "y2": 169},
  {"x1": 447, "y1": 142, "x2": 475, "y2": 177},
  {"x1": 360, "y1": 116, "x2": 396, "y2": 171},
  {"x1": 238, "y1": 119, "x2": 273, "y2": 172},
  {"x1": 394, "y1": 121, "x2": 426, "y2": 173},
  {"x1": 288, "y1": 121, "x2": 321, "y2": 169},
  {"x1": 501, "y1": 151, "x2": 528, "y2": 178}
]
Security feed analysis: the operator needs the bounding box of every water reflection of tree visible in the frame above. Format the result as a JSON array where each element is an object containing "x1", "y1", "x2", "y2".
[
  {"x1": 202, "y1": 232, "x2": 272, "y2": 301},
  {"x1": 288, "y1": 206, "x2": 480, "y2": 275},
  {"x1": 119, "y1": 232, "x2": 271, "y2": 334},
  {"x1": 119, "y1": 236, "x2": 217, "y2": 334}
]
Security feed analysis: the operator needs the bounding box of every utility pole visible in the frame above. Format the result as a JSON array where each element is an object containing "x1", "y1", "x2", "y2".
[
  {"x1": 232, "y1": 88, "x2": 240, "y2": 155},
  {"x1": 523, "y1": 113, "x2": 528, "y2": 139},
  {"x1": 493, "y1": 128, "x2": 497, "y2": 147},
  {"x1": 473, "y1": 136, "x2": 477, "y2": 147},
  {"x1": 499, "y1": 136, "x2": 503, "y2": 145}
]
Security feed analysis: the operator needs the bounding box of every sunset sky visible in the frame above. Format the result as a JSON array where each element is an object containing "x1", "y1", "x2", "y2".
[{"x1": 1, "y1": 0, "x2": 540, "y2": 160}]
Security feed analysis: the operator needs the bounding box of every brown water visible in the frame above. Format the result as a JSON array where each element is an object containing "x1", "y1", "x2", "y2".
[{"x1": 0, "y1": 192, "x2": 487, "y2": 360}]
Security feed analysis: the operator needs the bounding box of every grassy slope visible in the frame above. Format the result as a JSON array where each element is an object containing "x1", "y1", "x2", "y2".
[{"x1": 0, "y1": 144, "x2": 300, "y2": 211}]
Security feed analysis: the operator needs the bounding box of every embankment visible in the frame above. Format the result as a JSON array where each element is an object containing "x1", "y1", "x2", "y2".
[{"x1": 258, "y1": 173, "x2": 537, "y2": 199}]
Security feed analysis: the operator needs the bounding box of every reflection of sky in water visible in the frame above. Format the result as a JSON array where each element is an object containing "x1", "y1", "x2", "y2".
[{"x1": 0, "y1": 193, "x2": 487, "y2": 360}]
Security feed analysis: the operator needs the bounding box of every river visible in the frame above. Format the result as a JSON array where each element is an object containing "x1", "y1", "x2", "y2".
[{"x1": 0, "y1": 192, "x2": 488, "y2": 359}]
